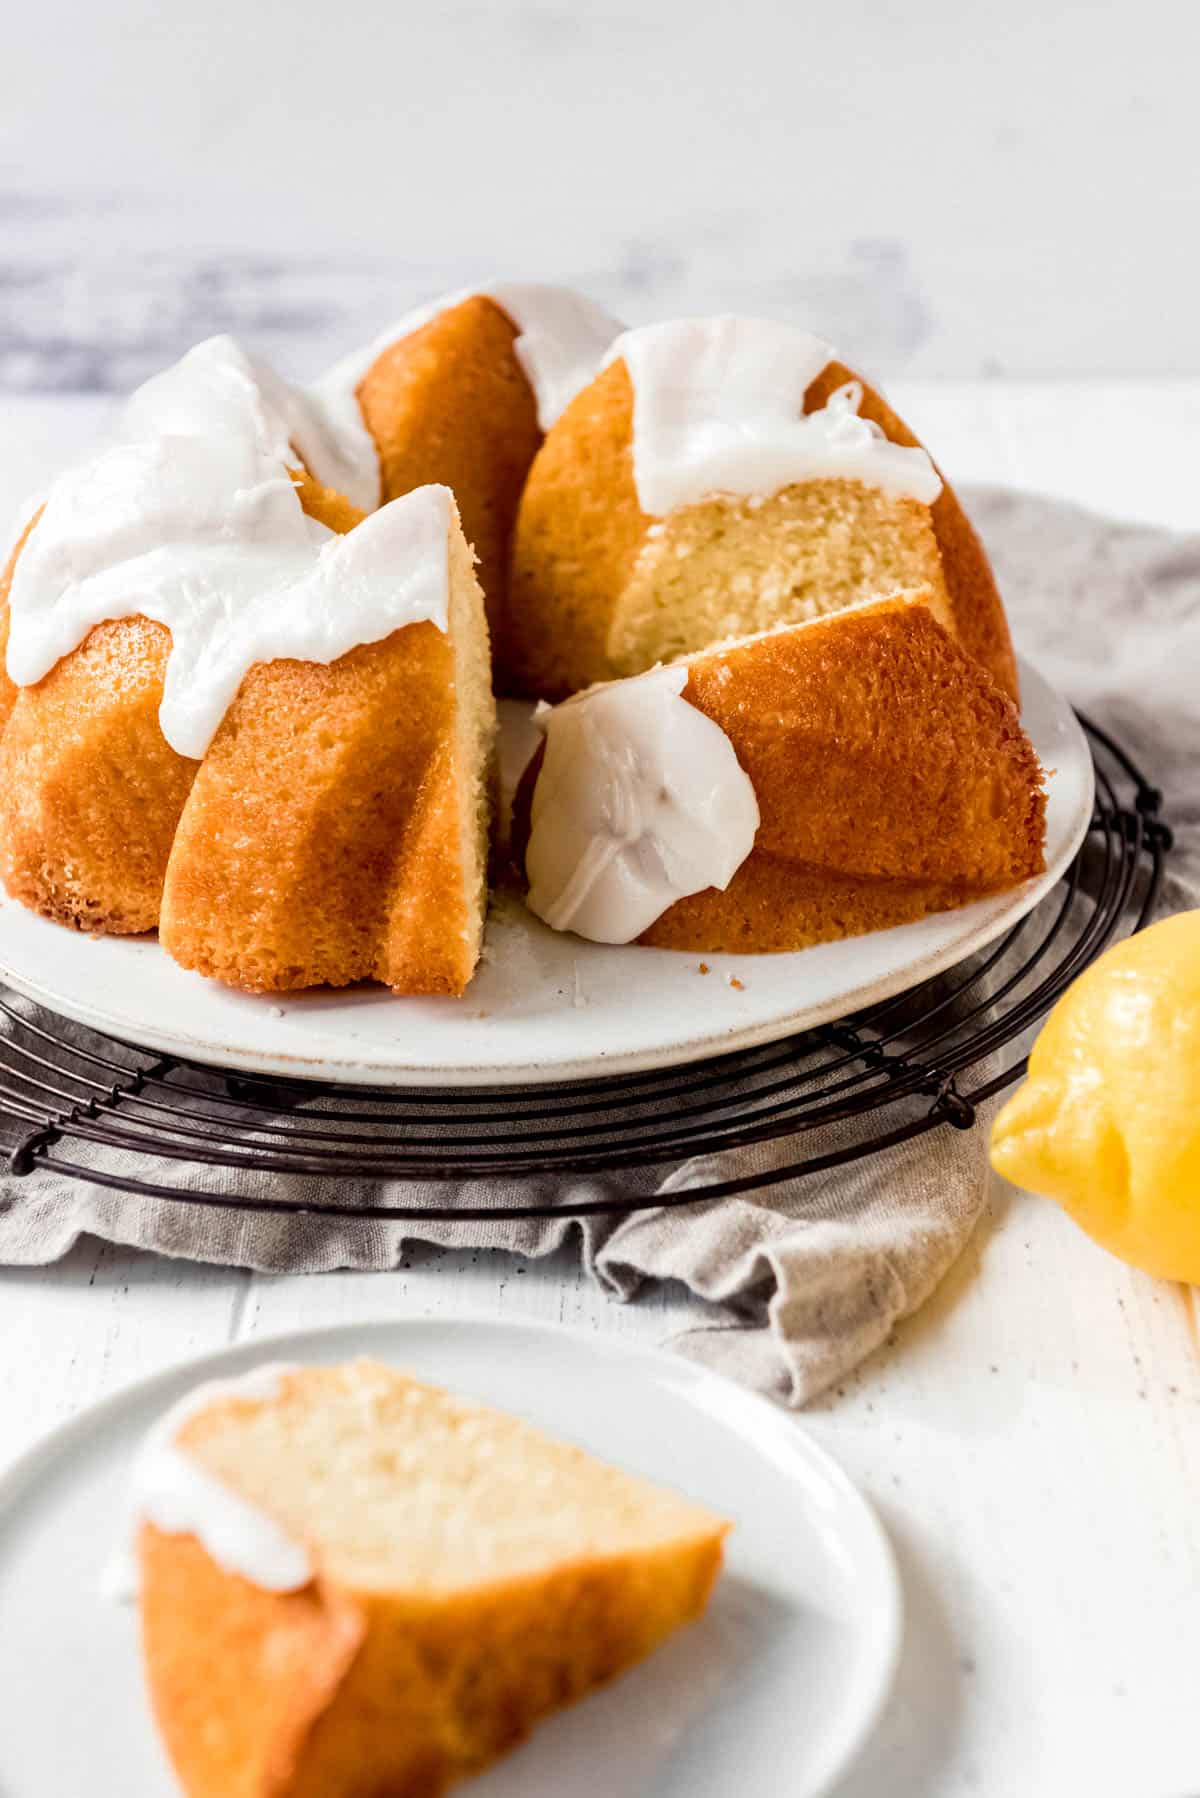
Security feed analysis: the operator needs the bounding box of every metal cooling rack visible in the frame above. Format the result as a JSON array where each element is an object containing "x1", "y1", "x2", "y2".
[{"x1": 0, "y1": 714, "x2": 1171, "y2": 1221}]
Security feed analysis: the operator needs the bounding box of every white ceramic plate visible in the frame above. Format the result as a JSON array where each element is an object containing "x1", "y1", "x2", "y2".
[
  {"x1": 0, "y1": 657, "x2": 1091, "y2": 1087},
  {"x1": 0, "y1": 1317, "x2": 899, "y2": 1798}
]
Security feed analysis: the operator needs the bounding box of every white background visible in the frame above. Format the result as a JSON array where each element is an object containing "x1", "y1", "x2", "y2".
[
  {"x1": 1, "y1": 6, "x2": 1199, "y2": 1796},
  {"x1": 1, "y1": 0, "x2": 1198, "y2": 391}
]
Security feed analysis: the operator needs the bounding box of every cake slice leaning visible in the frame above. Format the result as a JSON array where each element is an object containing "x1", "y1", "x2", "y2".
[
  {"x1": 516, "y1": 590, "x2": 1046, "y2": 953},
  {"x1": 137, "y1": 1360, "x2": 728, "y2": 1798},
  {"x1": 158, "y1": 488, "x2": 494, "y2": 995}
]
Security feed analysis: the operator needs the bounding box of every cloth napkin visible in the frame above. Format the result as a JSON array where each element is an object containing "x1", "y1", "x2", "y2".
[{"x1": 0, "y1": 488, "x2": 1195, "y2": 1405}]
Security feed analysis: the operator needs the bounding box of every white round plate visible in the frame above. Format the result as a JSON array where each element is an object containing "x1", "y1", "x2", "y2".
[
  {"x1": 0, "y1": 1317, "x2": 899, "y2": 1798},
  {"x1": 0, "y1": 656, "x2": 1091, "y2": 1087}
]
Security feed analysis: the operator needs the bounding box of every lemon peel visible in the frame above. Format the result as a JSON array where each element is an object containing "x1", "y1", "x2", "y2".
[{"x1": 991, "y1": 910, "x2": 1200, "y2": 1281}]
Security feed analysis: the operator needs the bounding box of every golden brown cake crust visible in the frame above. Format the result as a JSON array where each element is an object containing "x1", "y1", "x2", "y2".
[
  {"x1": 0, "y1": 616, "x2": 198, "y2": 934},
  {"x1": 356, "y1": 295, "x2": 543, "y2": 681},
  {"x1": 507, "y1": 351, "x2": 1019, "y2": 703},
  {"x1": 654, "y1": 599, "x2": 1043, "y2": 950},
  {"x1": 158, "y1": 623, "x2": 475, "y2": 996},
  {"x1": 507, "y1": 359, "x2": 648, "y2": 697},
  {"x1": 140, "y1": 1528, "x2": 366, "y2": 1798},
  {"x1": 515, "y1": 595, "x2": 1045, "y2": 955},
  {"x1": 680, "y1": 599, "x2": 1042, "y2": 885}
]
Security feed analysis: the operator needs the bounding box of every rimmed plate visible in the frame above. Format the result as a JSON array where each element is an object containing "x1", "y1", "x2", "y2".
[
  {"x1": 0, "y1": 656, "x2": 1091, "y2": 1087},
  {"x1": 0, "y1": 1316, "x2": 901, "y2": 1798}
]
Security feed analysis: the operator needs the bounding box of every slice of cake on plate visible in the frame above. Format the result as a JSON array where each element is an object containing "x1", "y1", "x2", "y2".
[{"x1": 134, "y1": 1359, "x2": 729, "y2": 1798}]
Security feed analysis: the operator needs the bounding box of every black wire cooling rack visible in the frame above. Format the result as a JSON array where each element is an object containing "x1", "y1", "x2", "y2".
[{"x1": 0, "y1": 713, "x2": 1172, "y2": 1221}]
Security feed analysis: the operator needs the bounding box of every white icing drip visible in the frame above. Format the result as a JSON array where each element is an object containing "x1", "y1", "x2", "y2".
[
  {"x1": 106, "y1": 1362, "x2": 311, "y2": 1601},
  {"x1": 607, "y1": 316, "x2": 943, "y2": 515},
  {"x1": 6, "y1": 337, "x2": 454, "y2": 760},
  {"x1": 310, "y1": 283, "x2": 623, "y2": 509},
  {"x1": 120, "y1": 333, "x2": 372, "y2": 516},
  {"x1": 267, "y1": 371, "x2": 383, "y2": 516},
  {"x1": 490, "y1": 283, "x2": 625, "y2": 432},
  {"x1": 525, "y1": 665, "x2": 760, "y2": 944},
  {"x1": 0, "y1": 489, "x2": 44, "y2": 572}
]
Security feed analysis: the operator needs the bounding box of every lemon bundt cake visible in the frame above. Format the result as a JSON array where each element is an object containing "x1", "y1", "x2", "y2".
[
  {"x1": 506, "y1": 316, "x2": 1019, "y2": 702},
  {"x1": 132, "y1": 1360, "x2": 728, "y2": 1798},
  {"x1": 517, "y1": 592, "x2": 1046, "y2": 952},
  {"x1": 0, "y1": 337, "x2": 495, "y2": 994},
  {"x1": 0, "y1": 295, "x2": 1041, "y2": 995}
]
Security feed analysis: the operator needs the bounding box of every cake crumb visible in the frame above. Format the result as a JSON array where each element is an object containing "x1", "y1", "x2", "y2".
[
  {"x1": 698, "y1": 962, "x2": 710, "y2": 975},
  {"x1": 727, "y1": 975, "x2": 745, "y2": 991},
  {"x1": 268, "y1": 1005, "x2": 285, "y2": 1019}
]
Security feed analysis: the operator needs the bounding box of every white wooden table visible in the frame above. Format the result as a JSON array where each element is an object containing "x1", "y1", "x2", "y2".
[{"x1": 1, "y1": 382, "x2": 1197, "y2": 1798}]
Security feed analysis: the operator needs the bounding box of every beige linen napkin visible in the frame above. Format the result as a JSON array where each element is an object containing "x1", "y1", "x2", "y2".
[{"x1": 0, "y1": 488, "x2": 1193, "y2": 1405}]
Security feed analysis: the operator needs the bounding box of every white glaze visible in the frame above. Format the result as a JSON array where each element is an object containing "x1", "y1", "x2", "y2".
[
  {"x1": 6, "y1": 337, "x2": 454, "y2": 759},
  {"x1": 608, "y1": 316, "x2": 942, "y2": 515},
  {"x1": 1, "y1": 491, "x2": 45, "y2": 569},
  {"x1": 311, "y1": 282, "x2": 623, "y2": 509},
  {"x1": 119, "y1": 332, "x2": 371, "y2": 516},
  {"x1": 108, "y1": 1362, "x2": 311, "y2": 1600},
  {"x1": 525, "y1": 665, "x2": 760, "y2": 944}
]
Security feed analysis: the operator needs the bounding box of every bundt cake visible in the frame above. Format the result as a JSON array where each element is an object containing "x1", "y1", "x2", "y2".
[
  {"x1": 0, "y1": 336, "x2": 496, "y2": 994},
  {"x1": 134, "y1": 1360, "x2": 728, "y2": 1798},
  {"x1": 506, "y1": 315, "x2": 1019, "y2": 702},
  {"x1": 0, "y1": 294, "x2": 1043, "y2": 997},
  {"x1": 517, "y1": 591, "x2": 1046, "y2": 952}
]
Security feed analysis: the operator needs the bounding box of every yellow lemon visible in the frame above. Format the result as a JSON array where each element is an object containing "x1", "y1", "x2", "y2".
[{"x1": 990, "y1": 909, "x2": 1200, "y2": 1281}]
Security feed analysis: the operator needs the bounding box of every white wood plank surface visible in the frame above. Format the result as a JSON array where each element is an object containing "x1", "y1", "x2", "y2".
[{"x1": 0, "y1": 383, "x2": 1196, "y2": 1797}]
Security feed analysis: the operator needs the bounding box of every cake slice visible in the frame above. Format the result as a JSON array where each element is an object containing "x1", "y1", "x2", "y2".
[
  {"x1": 158, "y1": 486, "x2": 494, "y2": 995},
  {"x1": 312, "y1": 286, "x2": 621, "y2": 684},
  {"x1": 137, "y1": 1360, "x2": 728, "y2": 1798},
  {"x1": 516, "y1": 590, "x2": 1046, "y2": 953}
]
